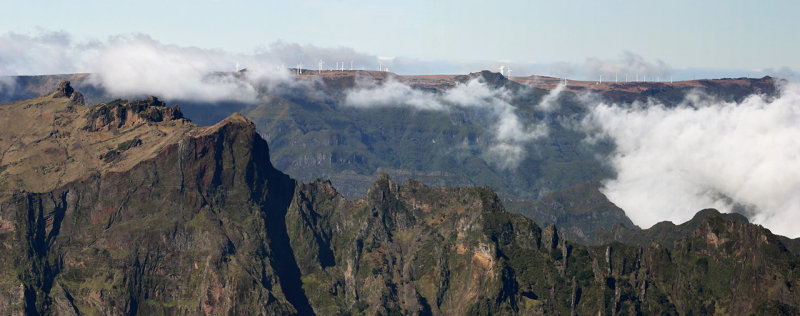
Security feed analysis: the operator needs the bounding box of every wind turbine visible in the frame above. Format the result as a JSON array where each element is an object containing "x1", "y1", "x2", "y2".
[
  {"x1": 350, "y1": 60, "x2": 353, "y2": 71},
  {"x1": 318, "y1": 60, "x2": 324, "y2": 74},
  {"x1": 507, "y1": 67, "x2": 512, "y2": 78},
  {"x1": 498, "y1": 65, "x2": 505, "y2": 76}
]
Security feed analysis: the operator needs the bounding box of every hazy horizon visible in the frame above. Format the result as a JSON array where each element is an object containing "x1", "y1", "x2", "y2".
[{"x1": 1, "y1": 0, "x2": 799, "y2": 80}]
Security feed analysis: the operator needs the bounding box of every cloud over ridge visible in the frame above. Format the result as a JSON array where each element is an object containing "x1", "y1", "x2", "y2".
[
  {"x1": 582, "y1": 81, "x2": 800, "y2": 237},
  {"x1": 0, "y1": 31, "x2": 384, "y2": 102}
]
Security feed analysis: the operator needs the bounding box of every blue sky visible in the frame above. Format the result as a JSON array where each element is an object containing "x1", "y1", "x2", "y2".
[{"x1": 1, "y1": 0, "x2": 798, "y2": 78}]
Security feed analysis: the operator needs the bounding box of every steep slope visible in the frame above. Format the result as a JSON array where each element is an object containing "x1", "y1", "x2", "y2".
[{"x1": 504, "y1": 182, "x2": 639, "y2": 245}]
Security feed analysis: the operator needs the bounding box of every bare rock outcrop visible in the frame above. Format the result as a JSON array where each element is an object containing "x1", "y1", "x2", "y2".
[{"x1": 84, "y1": 96, "x2": 185, "y2": 131}]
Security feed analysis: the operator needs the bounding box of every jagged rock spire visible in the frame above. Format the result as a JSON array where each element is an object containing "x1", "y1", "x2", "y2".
[{"x1": 52, "y1": 80, "x2": 74, "y2": 98}]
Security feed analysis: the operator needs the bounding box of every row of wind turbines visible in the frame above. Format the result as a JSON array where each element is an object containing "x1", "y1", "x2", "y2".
[
  {"x1": 245, "y1": 61, "x2": 391, "y2": 75},
  {"x1": 498, "y1": 64, "x2": 673, "y2": 86},
  {"x1": 595, "y1": 73, "x2": 673, "y2": 84},
  {"x1": 235, "y1": 61, "x2": 392, "y2": 76},
  {"x1": 497, "y1": 65, "x2": 513, "y2": 77},
  {"x1": 314, "y1": 60, "x2": 391, "y2": 73}
]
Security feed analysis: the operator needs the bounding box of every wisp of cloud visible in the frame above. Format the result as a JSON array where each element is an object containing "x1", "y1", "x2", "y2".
[
  {"x1": 583, "y1": 81, "x2": 800, "y2": 237},
  {"x1": 345, "y1": 78, "x2": 445, "y2": 111},
  {"x1": 345, "y1": 76, "x2": 548, "y2": 169}
]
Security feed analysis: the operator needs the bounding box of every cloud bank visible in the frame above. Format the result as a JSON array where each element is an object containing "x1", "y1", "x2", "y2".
[
  {"x1": 582, "y1": 81, "x2": 800, "y2": 237},
  {"x1": 0, "y1": 31, "x2": 98, "y2": 76},
  {"x1": 95, "y1": 35, "x2": 270, "y2": 102},
  {"x1": 0, "y1": 31, "x2": 387, "y2": 102}
]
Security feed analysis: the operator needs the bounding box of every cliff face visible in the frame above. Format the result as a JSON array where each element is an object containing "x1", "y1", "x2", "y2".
[
  {"x1": 0, "y1": 83, "x2": 300, "y2": 314},
  {"x1": 1, "y1": 83, "x2": 799, "y2": 315}
]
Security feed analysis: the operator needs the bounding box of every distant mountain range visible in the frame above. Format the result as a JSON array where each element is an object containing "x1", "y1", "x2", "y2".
[{"x1": 0, "y1": 81, "x2": 798, "y2": 314}]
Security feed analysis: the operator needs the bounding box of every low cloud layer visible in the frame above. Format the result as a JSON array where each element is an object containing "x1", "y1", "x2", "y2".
[
  {"x1": 582, "y1": 81, "x2": 800, "y2": 237},
  {"x1": 345, "y1": 77, "x2": 550, "y2": 169},
  {"x1": 95, "y1": 35, "x2": 269, "y2": 102},
  {"x1": 0, "y1": 31, "x2": 386, "y2": 102}
]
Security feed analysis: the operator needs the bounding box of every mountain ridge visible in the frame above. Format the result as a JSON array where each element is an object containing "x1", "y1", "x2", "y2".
[{"x1": 0, "y1": 84, "x2": 798, "y2": 314}]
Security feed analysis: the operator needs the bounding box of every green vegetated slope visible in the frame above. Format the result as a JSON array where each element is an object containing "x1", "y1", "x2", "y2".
[
  {"x1": 244, "y1": 71, "x2": 608, "y2": 202},
  {"x1": 1, "y1": 85, "x2": 798, "y2": 315}
]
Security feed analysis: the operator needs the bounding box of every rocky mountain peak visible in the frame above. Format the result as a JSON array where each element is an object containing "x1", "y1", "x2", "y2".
[
  {"x1": 221, "y1": 112, "x2": 253, "y2": 126},
  {"x1": 52, "y1": 80, "x2": 74, "y2": 98},
  {"x1": 50, "y1": 80, "x2": 85, "y2": 108},
  {"x1": 686, "y1": 208, "x2": 749, "y2": 227},
  {"x1": 451, "y1": 70, "x2": 515, "y2": 90},
  {"x1": 366, "y1": 173, "x2": 400, "y2": 202}
]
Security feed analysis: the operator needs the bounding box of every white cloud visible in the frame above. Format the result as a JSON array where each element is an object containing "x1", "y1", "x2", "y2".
[
  {"x1": 0, "y1": 76, "x2": 15, "y2": 95},
  {"x1": 0, "y1": 31, "x2": 386, "y2": 103},
  {"x1": 345, "y1": 78, "x2": 445, "y2": 110},
  {"x1": 535, "y1": 82, "x2": 565, "y2": 112},
  {"x1": 95, "y1": 34, "x2": 264, "y2": 102},
  {"x1": 583, "y1": 81, "x2": 800, "y2": 237}
]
